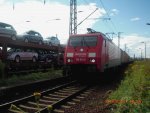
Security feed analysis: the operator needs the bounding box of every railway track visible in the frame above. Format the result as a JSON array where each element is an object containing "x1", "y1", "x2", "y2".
[
  {"x1": 6, "y1": 65, "x2": 64, "y2": 76},
  {"x1": 7, "y1": 68, "x2": 49, "y2": 76},
  {"x1": 0, "y1": 77, "x2": 71, "y2": 105},
  {"x1": 0, "y1": 81, "x2": 91, "y2": 113}
]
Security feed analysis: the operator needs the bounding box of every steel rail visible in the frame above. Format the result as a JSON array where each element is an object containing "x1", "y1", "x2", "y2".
[
  {"x1": 0, "y1": 77, "x2": 71, "y2": 104},
  {"x1": 0, "y1": 80, "x2": 76, "y2": 113},
  {"x1": 38, "y1": 86, "x2": 89, "y2": 113}
]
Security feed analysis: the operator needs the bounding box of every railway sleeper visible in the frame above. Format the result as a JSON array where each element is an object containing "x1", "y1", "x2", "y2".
[
  {"x1": 54, "y1": 95, "x2": 84, "y2": 112},
  {"x1": 48, "y1": 94, "x2": 67, "y2": 98},
  {"x1": 80, "y1": 93, "x2": 89, "y2": 96},
  {"x1": 76, "y1": 96, "x2": 85, "y2": 99},
  {"x1": 63, "y1": 87, "x2": 79, "y2": 90},
  {"x1": 54, "y1": 109, "x2": 64, "y2": 113},
  {"x1": 19, "y1": 104, "x2": 40, "y2": 112},
  {"x1": 43, "y1": 96, "x2": 62, "y2": 100},
  {"x1": 9, "y1": 109, "x2": 28, "y2": 113},
  {"x1": 83, "y1": 91, "x2": 92, "y2": 94},
  {"x1": 58, "y1": 89, "x2": 76, "y2": 93},
  {"x1": 72, "y1": 98, "x2": 80, "y2": 102},
  {"x1": 39, "y1": 99, "x2": 56, "y2": 104},
  {"x1": 67, "y1": 102, "x2": 76, "y2": 105},
  {"x1": 60, "y1": 88, "x2": 79, "y2": 92},
  {"x1": 66, "y1": 86, "x2": 77, "y2": 88},
  {"x1": 27, "y1": 101, "x2": 47, "y2": 107},
  {"x1": 61, "y1": 105, "x2": 71, "y2": 109},
  {"x1": 54, "y1": 91, "x2": 73, "y2": 96}
]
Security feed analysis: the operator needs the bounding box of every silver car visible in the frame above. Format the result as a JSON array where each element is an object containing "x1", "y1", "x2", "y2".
[
  {"x1": 17, "y1": 30, "x2": 43, "y2": 45},
  {"x1": 0, "y1": 22, "x2": 17, "y2": 40},
  {"x1": 44, "y1": 36, "x2": 60, "y2": 46},
  {"x1": 7, "y1": 48, "x2": 38, "y2": 63}
]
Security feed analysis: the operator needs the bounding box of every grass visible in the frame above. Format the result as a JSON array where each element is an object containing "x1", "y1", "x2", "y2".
[
  {"x1": 108, "y1": 60, "x2": 150, "y2": 113},
  {"x1": 0, "y1": 69, "x2": 62, "y2": 87}
]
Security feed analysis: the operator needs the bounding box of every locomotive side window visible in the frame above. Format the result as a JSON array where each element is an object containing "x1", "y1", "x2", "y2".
[{"x1": 69, "y1": 36, "x2": 97, "y2": 47}]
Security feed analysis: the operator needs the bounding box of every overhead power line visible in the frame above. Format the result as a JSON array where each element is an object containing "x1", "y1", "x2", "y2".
[
  {"x1": 99, "y1": 0, "x2": 118, "y2": 33},
  {"x1": 75, "y1": 8, "x2": 98, "y2": 29}
]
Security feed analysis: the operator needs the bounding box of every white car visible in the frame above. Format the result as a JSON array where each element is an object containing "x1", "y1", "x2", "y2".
[
  {"x1": 44, "y1": 36, "x2": 60, "y2": 46},
  {"x1": 7, "y1": 48, "x2": 38, "y2": 63},
  {"x1": 0, "y1": 22, "x2": 17, "y2": 40}
]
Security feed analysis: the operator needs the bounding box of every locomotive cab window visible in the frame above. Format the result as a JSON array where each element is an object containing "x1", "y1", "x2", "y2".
[
  {"x1": 69, "y1": 36, "x2": 97, "y2": 47},
  {"x1": 69, "y1": 37, "x2": 82, "y2": 47},
  {"x1": 83, "y1": 36, "x2": 97, "y2": 47}
]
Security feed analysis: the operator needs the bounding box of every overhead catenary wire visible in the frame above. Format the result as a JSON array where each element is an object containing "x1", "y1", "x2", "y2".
[
  {"x1": 73, "y1": 8, "x2": 99, "y2": 31},
  {"x1": 98, "y1": 0, "x2": 118, "y2": 33},
  {"x1": 82, "y1": 0, "x2": 118, "y2": 34}
]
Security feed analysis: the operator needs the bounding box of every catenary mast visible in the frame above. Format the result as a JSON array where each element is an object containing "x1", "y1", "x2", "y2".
[{"x1": 69, "y1": 0, "x2": 77, "y2": 35}]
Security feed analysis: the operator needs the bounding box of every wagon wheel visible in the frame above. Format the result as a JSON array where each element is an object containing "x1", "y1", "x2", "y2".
[
  {"x1": 32, "y1": 56, "x2": 37, "y2": 63},
  {"x1": 15, "y1": 55, "x2": 20, "y2": 63}
]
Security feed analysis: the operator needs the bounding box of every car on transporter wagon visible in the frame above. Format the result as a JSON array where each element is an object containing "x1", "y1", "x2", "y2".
[
  {"x1": 38, "y1": 50, "x2": 57, "y2": 63},
  {"x1": 38, "y1": 50, "x2": 63, "y2": 67},
  {"x1": 0, "y1": 22, "x2": 17, "y2": 40},
  {"x1": 44, "y1": 36, "x2": 60, "y2": 46},
  {"x1": 7, "y1": 48, "x2": 38, "y2": 63},
  {"x1": 17, "y1": 30, "x2": 43, "y2": 45}
]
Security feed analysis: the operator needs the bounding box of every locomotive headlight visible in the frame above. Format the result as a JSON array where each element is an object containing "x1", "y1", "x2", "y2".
[
  {"x1": 88, "y1": 53, "x2": 96, "y2": 57},
  {"x1": 91, "y1": 59, "x2": 95, "y2": 63},
  {"x1": 67, "y1": 59, "x2": 71, "y2": 62},
  {"x1": 67, "y1": 58, "x2": 73, "y2": 62}
]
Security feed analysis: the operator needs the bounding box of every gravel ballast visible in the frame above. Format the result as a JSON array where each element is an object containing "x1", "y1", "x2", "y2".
[{"x1": 64, "y1": 84, "x2": 117, "y2": 113}]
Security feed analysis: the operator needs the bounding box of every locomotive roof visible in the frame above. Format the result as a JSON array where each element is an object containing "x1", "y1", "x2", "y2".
[
  {"x1": 70, "y1": 32, "x2": 103, "y2": 37},
  {"x1": 70, "y1": 32, "x2": 111, "y2": 41}
]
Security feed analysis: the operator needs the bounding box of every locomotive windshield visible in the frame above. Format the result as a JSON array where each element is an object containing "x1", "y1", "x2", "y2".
[{"x1": 69, "y1": 36, "x2": 97, "y2": 47}]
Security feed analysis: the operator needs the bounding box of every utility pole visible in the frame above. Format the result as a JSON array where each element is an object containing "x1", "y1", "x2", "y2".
[
  {"x1": 12, "y1": 0, "x2": 15, "y2": 10},
  {"x1": 44, "y1": 0, "x2": 46, "y2": 4},
  {"x1": 125, "y1": 44, "x2": 127, "y2": 52},
  {"x1": 69, "y1": 0, "x2": 99, "y2": 35},
  {"x1": 105, "y1": 32, "x2": 115, "y2": 40},
  {"x1": 69, "y1": 0, "x2": 77, "y2": 35},
  {"x1": 118, "y1": 32, "x2": 123, "y2": 48},
  {"x1": 141, "y1": 42, "x2": 146, "y2": 59},
  {"x1": 139, "y1": 48, "x2": 142, "y2": 59}
]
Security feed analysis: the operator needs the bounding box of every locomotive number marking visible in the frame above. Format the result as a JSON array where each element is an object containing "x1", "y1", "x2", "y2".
[{"x1": 76, "y1": 58, "x2": 86, "y2": 61}]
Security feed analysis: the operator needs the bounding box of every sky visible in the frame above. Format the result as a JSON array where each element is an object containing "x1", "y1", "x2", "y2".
[{"x1": 0, "y1": 0, "x2": 150, "y2": 58}]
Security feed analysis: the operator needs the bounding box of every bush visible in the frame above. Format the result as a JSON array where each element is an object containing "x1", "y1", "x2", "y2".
[
  {"x1": 0, "y1": 69, "x2": 62, "y2": 87},
  {"x1": 108, "y1": 61, "x2": 150, "y2": 113}
]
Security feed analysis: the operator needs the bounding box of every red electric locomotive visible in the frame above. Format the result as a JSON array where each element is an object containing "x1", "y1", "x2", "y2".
[{"x1": 63, "y1": 28, "x2": 129, "y2": 77}]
